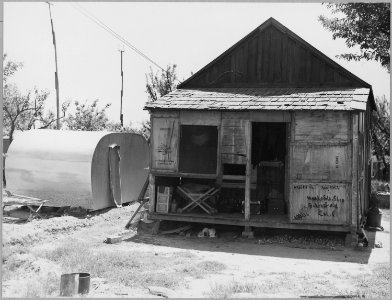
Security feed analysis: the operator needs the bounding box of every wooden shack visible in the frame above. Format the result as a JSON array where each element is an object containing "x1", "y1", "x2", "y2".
[{"x1": 144, "y1": 18, "x2": 375, "y2": 244}]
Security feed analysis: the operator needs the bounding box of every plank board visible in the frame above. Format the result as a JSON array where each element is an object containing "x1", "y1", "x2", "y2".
[
  {"x1": 291, "y1": 145, "x2": 350, "y2": 181},
  {"x1": 180, "y1": 20, "x2": 366, "y2": 88},
  {"x1": 294, "y1": 111, "x2": 349, "y2": 142},
  {"x1": 351, "y1": 113, "x2": 359, "y2": 228},
  {"x1": 151, "y1": 111, "x2": 179, "y2": 118},
  {"x1": 244, "y1": 120, "x2": 252, "y2": 221},
  {"x1": 249, "y1": 111, "x2": 291, "y2": 122},
  {"x1": 180, "y1": 111, "x2": 221, "y2": 125},
  {"x1": 151, "y1": 117, "x2": 179, "y2": 171},
  {"x1": 221, "y1": 119, "x2": 247, "y2": 164},
  {"x1": 290, "y1": 182, "x2": 349, "y2": 225}
]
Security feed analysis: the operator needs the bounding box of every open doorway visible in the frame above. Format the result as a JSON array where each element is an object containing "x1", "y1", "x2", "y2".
[{"x1": 252, "y1": 122, "x2": 287, "y2": 215}]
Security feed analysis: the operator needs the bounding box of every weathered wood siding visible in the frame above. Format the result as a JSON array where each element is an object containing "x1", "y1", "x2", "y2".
[
  {"x1": 294, "y1": 111, "x2": 349, "y2": 142},
  {"x1": 221, "y1": 118, "x2": 247, "y2": 164},
  {"x1": 151, "y1": 117, "x2": 179, "y2": 172},
  {"x1": 291, "y1": 145, "x2": 350, "y2": 181},
  {"x1": 181, "y1": 22, "x2": 365, "y2": 88},
  {"x1": 290, "y1": 111, "x2": 351, "y2": 225},
  {"x1": 291, "y1": 183, "x2": 349, "y2": 224}
]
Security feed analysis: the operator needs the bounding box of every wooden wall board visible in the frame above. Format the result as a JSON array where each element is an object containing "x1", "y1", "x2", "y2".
[
  {"x1": 351, "y1": 113, "x2": 359, "y2": 229},
  {"x1": 285, "y1": 122, "x2": 291, "y2": 210},
  {"x1": 290, "y1": 182, "x2": 350, "y2": 225},
  {"x1": 222, "y1": 112, "x2": 249, "y2": 119},
  {"x1": 179, "y1": 20, "x2": 368, "y2": 88},
  {"x1": 180, "y1": 111, "x2": 221, "y2": 125},
  {"x1": 151, "y1": 117, "x2": 179, "y2": 171},
  {"x1": 290, "y1": 144, "x2": 351, "y2": 182},
  {"x1": 249, "y1": 111, "x2": 291, "y2": 122},
  {"x1": 244, "y1": 120, "x2": 252, "y2": 221},
  {"x1": 293, "y1": 111, "x2": 349, "y2": 142},
  {"x1": 364, "y1": 103, "x2": 372, "y2": 212},
  {"x1": 149, "y1": 174, "x2": 156, "y2": 213},
  {"x1": 221, "y1": 119, "x2": 247, "y2": 164},
  {"x1": 151, "y1": 111, "x2": 179, "y2": 118}
]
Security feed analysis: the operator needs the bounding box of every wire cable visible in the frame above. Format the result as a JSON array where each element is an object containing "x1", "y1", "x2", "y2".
[{"x1": 69, "y1": 2, "x2": 166, "y2": 72}]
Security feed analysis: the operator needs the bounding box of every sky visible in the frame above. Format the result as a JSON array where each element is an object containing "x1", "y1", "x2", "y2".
[{"x1": 4, "y1": 2, "x2": 390, "y2": 128}]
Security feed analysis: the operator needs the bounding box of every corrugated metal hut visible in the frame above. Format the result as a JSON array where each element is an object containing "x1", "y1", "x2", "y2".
[
  {"x1": 6, "y1": 130, "x2": 150, "y2": 210},
  {"x1": 144, "y1": 18, "x2": 375, "y2": 244}
]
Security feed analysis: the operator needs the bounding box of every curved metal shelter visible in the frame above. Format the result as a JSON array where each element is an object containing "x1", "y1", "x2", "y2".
[{"x1": 6, "y1": 130, "x2": 150, "y2": 210}]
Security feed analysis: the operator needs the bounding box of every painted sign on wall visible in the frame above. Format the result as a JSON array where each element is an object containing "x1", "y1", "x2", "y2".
[{"x1": 290, "y1": 183, "x2": 349, "y2": 225}]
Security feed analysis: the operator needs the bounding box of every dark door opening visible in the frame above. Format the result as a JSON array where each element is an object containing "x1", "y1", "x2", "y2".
[
  {"x1": 179, "y1": 125, "x2": 218, "y2": 174},
  {"x1": 252, "y1": 122, "x2": 287, "y2": 215}
]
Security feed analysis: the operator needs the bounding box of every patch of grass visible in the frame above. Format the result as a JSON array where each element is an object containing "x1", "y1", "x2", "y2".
[
  {"x1": 352, "y1": 263, "x2": 390, "y2": 298},
  {"x1": 174, "y1": 260, "x2": 226, "y2": 279},
  {"x1": 197, "y1": 260, "x2": 226, "y2": 273},
  {"x1": 207, "y1": 265, "x2": 390, "y2": 299},
  {"x1": 208, "y1": 272, "x2": 366, "y2": 298},
  {"x1": 22, "y1": 271, "x2": 60, "y2": 298},
  {"x1": 37, "y1": 239, "x2": 226, "y2": 290},
  {"x1": 208, "y1": 280, "x2": 260, "y2": 298},
  {"x1": 2, "y1": 244, "x2": 33, "y2": 280}
]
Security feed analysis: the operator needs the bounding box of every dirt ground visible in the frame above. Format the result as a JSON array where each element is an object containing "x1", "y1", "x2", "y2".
[{"x1": 2, "y1": 203, "x2": 390, "y2": 298}]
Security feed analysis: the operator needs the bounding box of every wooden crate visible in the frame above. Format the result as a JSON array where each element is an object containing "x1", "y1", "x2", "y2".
[{"x1": 156, "y1": 186, "x2": 173, "y2": 213}]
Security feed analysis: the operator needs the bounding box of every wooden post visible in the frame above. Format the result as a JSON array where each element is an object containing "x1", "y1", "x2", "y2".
[
  {"x1": 244, "y1": 120, "x2": 252, "y2": 222},
  {"x1": 148, "y1": 173, "x2": 156, "y2": 213},
  {"x1": 350, "y1": 113, "x2": 359, "y2": 245},
  {"x1": 216, "y1": 120, "x2": 223, "y2": 185}
]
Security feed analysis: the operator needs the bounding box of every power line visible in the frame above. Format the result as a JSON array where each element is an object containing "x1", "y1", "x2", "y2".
[{"x1": 70, "y1": 3, "x2": 166, "y2": 72}]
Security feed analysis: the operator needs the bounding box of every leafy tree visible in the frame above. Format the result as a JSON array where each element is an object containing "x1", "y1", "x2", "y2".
[
  {"x1": 145, "y1": 64, "x2": 178, "y2": 102},
  {"x1": 2, "y1": 55, "x2": 66, "y2": 142},
  {"x1": 3, "y1": 54, "x2": 23, "y2": 82},
  {"x1": 64, "y1": 100, "x2": 111, "y2": 131},
  {"x1": 371, "y1": 96, "x2": 390, "y2": 180},
  {"x1": 319, "y1": 3, "x2": 390, "y2": 70},
  {"x1": 105, "y1": 121, "x2": 149, "y2": 141},
  {"x1": 143, "y1": 64, "x2": 178, "y2": 141}
]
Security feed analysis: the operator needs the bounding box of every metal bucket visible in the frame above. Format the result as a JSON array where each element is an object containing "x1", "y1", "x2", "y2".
[
  {"x1": 60, "y1": 273, "x2": 90, "y2": 296},
  {"x1": 77, "y1": 273, "x2": 90, "y2": 294},
  {"x1": 367, "y1": 207, "x2": 383, "y2": 228}
]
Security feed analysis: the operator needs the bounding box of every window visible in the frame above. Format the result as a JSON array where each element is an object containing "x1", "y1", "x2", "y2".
[{"x1": 179, "y1": 125, "x2": 218, "y2": 174}]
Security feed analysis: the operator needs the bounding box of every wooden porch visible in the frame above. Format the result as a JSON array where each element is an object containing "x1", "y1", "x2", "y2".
[{"x1": 149, "y1": 212, "x2": 351, "y2": 233}]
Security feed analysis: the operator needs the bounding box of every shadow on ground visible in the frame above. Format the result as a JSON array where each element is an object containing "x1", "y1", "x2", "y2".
[{"x1": 123, "y1": 220, "x2": 382, "y2": 264}]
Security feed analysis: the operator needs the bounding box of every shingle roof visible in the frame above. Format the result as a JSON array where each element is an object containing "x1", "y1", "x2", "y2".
[{"x1": 144, "y1": 87, "x2": 371, "y2": 111}]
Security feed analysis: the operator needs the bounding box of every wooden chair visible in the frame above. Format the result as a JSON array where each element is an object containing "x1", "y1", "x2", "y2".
[{"x1": 177, "y1": 185, "x2": 219, "y2": 215}]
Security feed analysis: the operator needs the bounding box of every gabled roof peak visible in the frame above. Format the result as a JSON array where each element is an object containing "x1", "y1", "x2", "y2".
[{"x1": 178, "y1": 17, "x2": 370, "y2": 89}]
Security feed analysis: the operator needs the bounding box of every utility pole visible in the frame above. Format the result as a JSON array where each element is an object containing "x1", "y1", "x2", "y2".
[
  {"x1": 47, "y1": 2, "x2": 60, "y2": 129},
  {"x1": 119, "y1": 49, "x2": 124, "y2": 127}
]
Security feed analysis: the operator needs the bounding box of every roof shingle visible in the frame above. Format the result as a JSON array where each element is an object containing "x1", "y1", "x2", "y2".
[{"x1": 144, "y1": 87, "x2": 370, "y2": 111}]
